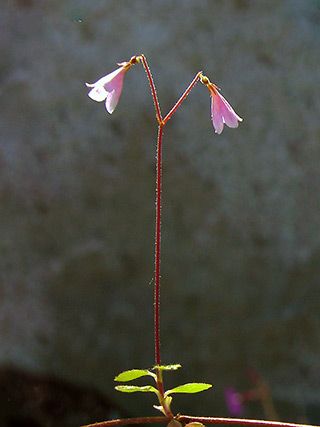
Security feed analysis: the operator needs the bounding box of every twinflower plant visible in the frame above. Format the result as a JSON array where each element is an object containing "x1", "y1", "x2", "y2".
[{"x1": 83, "y1": 55, "x2": 314, "y2": 427}]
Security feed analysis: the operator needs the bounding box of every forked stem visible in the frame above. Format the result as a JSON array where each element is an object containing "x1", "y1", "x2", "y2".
[
  {"x1": 139, "y1": 56, "x2": 202, "y2": 373},
  {"x1": 138, "y1": 57, "x2": 203, "y2": 416}
]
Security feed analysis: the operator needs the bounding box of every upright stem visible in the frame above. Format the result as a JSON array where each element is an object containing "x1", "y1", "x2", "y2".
[
  {"x1": 154, "y1": 124, "x2": 169, "y2": 415},
  {"x1": 139, "y1": 55, "x2": 168, "y2": 412},
  {"x1": 154, "y1": 124, "x2": 164, "y2": 368},
  {"x1": 138, "y1": 56, "x2": 203, "y2": 418}
]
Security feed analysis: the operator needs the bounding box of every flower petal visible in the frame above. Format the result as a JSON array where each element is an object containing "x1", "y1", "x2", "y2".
[
  {"x1": 104, "y1": 71, "x2": 124, "y2": 96},
  {"x1": 104, "y1": 72, "x2": 125, "y2": 113},
  {"x1": 91, "y1": 67, "x2": 125, "y2": 89},
  {"x1": 218, "y1": 93, "x2": 243, "y2": 128},
  {"x1": 86, "y1": 84, "x2": 108, "y2": 102},
  {"x1": 105, "y1": 89, "x2": 118, "y2": 114},
  {"x1": 86, "y1": 67, "x2": 126, "y2": 109},
  {"x1": 211, "y1": 94, "x2": 224, "y2": 134}
]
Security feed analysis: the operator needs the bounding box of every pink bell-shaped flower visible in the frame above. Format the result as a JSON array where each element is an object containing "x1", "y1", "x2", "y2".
[
  {"x1": 86, "y1": 66, "x2": 127, "y2": 114},
  {"x1": 210, "y1": 85, "x2": 243, "y2": 134}
]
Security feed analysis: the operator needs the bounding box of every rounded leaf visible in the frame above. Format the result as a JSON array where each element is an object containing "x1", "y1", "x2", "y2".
[
  {"x1": 114, "y1": 369, "x2": 155, "y2": 382},
  {"x1": 115, "y1": 385, "x2": 158, "y2": 394},
  {"x1": 165, "y1": 383, "x2": 212, "y2": 396},
  {"x1": 153, "y1": 364, "x2": 182, "y2": 371}
]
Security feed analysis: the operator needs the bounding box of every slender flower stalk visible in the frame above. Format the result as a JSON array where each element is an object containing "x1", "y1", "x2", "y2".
[
  {"x1": 138, "y1": 54, "x2": 163, "y2": 124},
  {"x1": 163, "y1": 71, "x2": 202, "y2": 125},
  {"x1": 134, "y1": 55, "x2": 168, "y2": 413},
  {"x1": 136, "y1": 59, "x2": 204, "y2": 418},
  {"x1": 137, "y1": 59, "x2": 203, "y2": 377}
]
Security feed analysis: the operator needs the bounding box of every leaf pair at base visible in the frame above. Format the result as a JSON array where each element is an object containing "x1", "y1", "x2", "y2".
[
  {"x1": 114, "y1": 365, "x2": 212, "y2": 397},
  {"x1": 115, "y1": 382, "x2": 212, "y2": 395}
]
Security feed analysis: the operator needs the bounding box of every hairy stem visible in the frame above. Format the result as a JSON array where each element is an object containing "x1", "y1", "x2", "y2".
[
  {"x1": 139, "y1": 57, "x2": 208, "y2": 417},
  {"x1": 154, "y1": 124, "x2": 163, "y2": 368},
  {"x1": 140, "y1": 54, "x2": 163, "y2": 123},
  {"x1": 178, "y1": 416, "x2": 317, "y2": 427},
  {"x1": 162, "y1": 71, "x2": 202, "y2": 125},
  {"x1": 154, "y1": 124, "x2": 173, "y2": 418}
]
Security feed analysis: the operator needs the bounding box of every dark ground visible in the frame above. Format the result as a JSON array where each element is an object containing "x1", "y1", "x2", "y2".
[{"x1": 0, "y1": 366, "x2": 128, "y2": 427}]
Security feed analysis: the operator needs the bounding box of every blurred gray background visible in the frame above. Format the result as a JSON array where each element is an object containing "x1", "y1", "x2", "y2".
[{"x1": 1, "y1": 0, "x2": 320, "y2": 425}]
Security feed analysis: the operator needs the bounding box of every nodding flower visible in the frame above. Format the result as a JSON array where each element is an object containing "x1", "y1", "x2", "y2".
[
  {"x1": 86, "y1": 56, "x2": 138, "y2": 114},
  {"x1": 200, "y1": 74, "x2": 243, "y2": 134}
]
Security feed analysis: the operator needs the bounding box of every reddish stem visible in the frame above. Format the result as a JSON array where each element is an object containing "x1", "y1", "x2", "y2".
[
  {"x1": 82, "y1": 416, "x2": 318, "y2": 427},
  {"x1": 140, "y1": 54, "x2": 163, "y2": 123},
  {"x1": 81, "y1": 417, "x2": 167, "y2": 427},
  {"x1": 178, "y1": 416, "x2": 318, "y2": 427},
  {"x1": 162, "y1": 71, "x2": 202, "y2": 125},
  {"x1": 138, "y1": 58, "x2": 205, "y2": 417},
  {"x1": 154, "y1": 124, "x2": 164, "y2": 368},
  {"x1": 139, "y1": 60, "x2": 201, "y2": 375},
  {"x1": 154, "y1": 125, "x2": 170, "y2": 416}
]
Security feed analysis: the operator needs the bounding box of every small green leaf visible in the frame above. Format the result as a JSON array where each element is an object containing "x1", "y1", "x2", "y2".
[
  {"x1": 153, "y1": 364, "x2": 182, "y2": 371},
  {"x1": 114, "y1": 369, "x2": 155, "y2": 382},
  {"x1": 165, "y1": 382, "x2": 212, "y2": 396},
  {"x1": 115, "y1": 385, "x2": 158, "y2": 394}
]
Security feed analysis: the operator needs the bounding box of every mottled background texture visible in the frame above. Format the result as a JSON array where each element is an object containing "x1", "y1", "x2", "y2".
[{"x1": 1, "y1": 0, "x2": 320, "y2": 425}]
